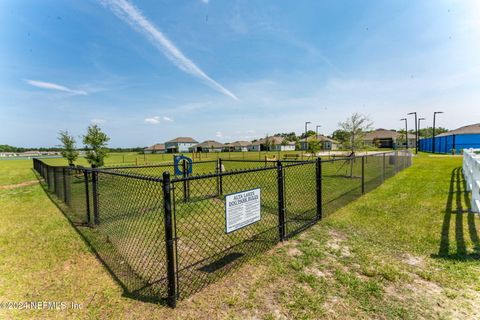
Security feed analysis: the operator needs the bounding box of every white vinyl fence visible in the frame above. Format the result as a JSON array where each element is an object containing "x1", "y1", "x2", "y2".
[{"x1": 463, "y1": 149, "x2": 480, "y2": 213}]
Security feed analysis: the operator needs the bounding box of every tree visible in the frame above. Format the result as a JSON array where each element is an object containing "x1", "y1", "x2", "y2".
[
  {"x1": 338, "y1": 113, "x2": 373, "y2": 153},
  {"x1": 299, "y1": 130, "x2": 316, "y2": 139},
  {"x1": 418, "y1": 127, "x2": 448, "y2": 138},
  {"x1": 58, "y1": 130, "x2": 79, "y2": 166},
  {"x1": 307, "y1": 139, "x2": 321, "y2": 155},
  {"x1": 263, "y1": 134, "x2": 272, "y2": 151},
  {"x1": 82, "y1": 124, "x2": 110, "y2": 167},
  {"x1": 331, "y1": 130, "x2": 349, "y2": 144},
  {"x1": 274, "y1": 132, "x2": 298, "y2": 142}
]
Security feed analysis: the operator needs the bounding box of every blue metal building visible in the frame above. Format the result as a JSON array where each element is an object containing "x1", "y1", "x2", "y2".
[{"x1": 419, "y1": 123, "x2": 480, "y2": 153}]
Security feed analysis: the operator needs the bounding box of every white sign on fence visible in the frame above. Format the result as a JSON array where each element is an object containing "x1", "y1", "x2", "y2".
[{"x1": 225, "y1": 188, "x2": 261, "y2": 234}]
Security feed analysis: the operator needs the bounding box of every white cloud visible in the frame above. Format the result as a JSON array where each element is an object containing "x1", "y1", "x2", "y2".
[
  {"x1": 25, "y1": 79, "x2": 87, "y2": 95},
  {"x1": 144, "y1": 116, "x2": 160, "y2": 124},
  {"x1": 215, "y1": 131, "x2": 223, "y2": 138},
  {"x1": 99, "y1": 0, "x2": 238, "y2": 100},
  {"x1": 201, "y1": 0, "x2": 209, "y2": 3},
  {"x1": 91, "y1": 118, "x2": 106, "y2": 124},
  {"x1": 144, "y1": 116, "x2": 173, "y2": 124}
]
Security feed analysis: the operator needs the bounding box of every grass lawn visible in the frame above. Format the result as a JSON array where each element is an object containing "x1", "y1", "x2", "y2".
[{"x1": 1, "y1": 153, "x2": 479, "y2": 319}]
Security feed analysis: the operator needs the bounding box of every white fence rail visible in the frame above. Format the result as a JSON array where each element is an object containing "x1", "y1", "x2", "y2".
[{"x1": 463, "y1": 149, "x2": 480, "y2": 213}]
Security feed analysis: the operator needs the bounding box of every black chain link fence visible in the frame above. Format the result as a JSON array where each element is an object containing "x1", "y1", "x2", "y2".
[{"x1": 33, "y1": 150, "x2": 412, "y2": 307}]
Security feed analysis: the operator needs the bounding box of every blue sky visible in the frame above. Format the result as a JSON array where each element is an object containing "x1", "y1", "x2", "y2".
[{"x1": 1, "y1": 0, "x2": 479, "y2": 147}]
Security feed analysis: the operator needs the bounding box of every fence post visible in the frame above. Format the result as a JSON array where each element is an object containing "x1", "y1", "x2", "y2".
[
  {"x1": 46, "y1": 166, "x2": 50, "y2": 189},
  {"x1": 91, "y1": 170, "x2": 100, "y2": 225},
  {"x1": 217, "y1": 158, "x2": 223, "y2": 197},
  {"x1": 277, "y1": 161, "x2": 286, "y2": 241},
  {"x1": 395, "y1": 151, "x2": 399, "y2": 174},
  {"x1": 316, "y1": 157, "x2": 322, "y2": 221},
  {"x1": 382, "y1": 153, "x2": 386, "y2": 182},
  {"x1": 361, "y1": 156, "x2": 365, "y2": 194},
  {"x1": 63, "y1": 167, "x2": 68, "y2": 203},
  {"x1": 84, "y1": 170, "x2": 91, "y2": 225},
  {"x1": 182, "y1": 160, "x2": 189, "y2": 203},
  {"x1": 53, "y1": 167, "x2": 57, "y2": 195},
  {"x1": 162, "y1": 172, "x2": 177, "y2": 308}
]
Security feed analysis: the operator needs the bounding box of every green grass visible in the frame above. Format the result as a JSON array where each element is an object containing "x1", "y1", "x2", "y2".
[{"x1": 1, "y1": 153, "x2": 479, "y2": 319}]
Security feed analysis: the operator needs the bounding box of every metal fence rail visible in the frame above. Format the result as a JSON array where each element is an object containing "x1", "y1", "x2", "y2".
[{"x1": 32, "y1": 150, "x2": 412, "y2": 307}]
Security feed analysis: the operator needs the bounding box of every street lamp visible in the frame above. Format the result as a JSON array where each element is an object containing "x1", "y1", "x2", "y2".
[
  {"x1": 407, "y1": 112, "x2": 418, "y2": 154},
  {"x1": 316, "y1": 125, "x2": 321, "y2": 138},
  {"x1": 432, "y1": 111, "x2": 444, "y2": 153},
  {"x1": 418, "y1": 117, "x2": 426, "y2": 152},
  {"x1": 400, "y1": 118, "x2": 408, "y2": 149},
  {"x1": 304, "y1": 121, "x2": 311, "y2": 150}
]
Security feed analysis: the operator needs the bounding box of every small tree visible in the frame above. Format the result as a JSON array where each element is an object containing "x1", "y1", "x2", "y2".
[
  {"x1": 338, "y1": 113, "x2": 373, "y2": 154},
  {"x1": 307, "y1": 139, "x2": 321, "y2": 156},
  {"x1": 263, "y1": 135, "x2": 272, "y2": 151},
  {"x1": 58, "y1": 130, "x2": 79, "y2": 166},
  {"x1": 338, "y1": 113, "x2": 373, "y2": 177},
  {"x1": 82, "y1": 124, "x2": 110, "y2": 167}
]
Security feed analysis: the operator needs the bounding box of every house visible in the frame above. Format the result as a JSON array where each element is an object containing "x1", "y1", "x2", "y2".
[
  {"x1": 299, "y1": 135, "x2": 339, "y2": 151},
  {"x1": 224, "y1": 141, "x2": 251, "y2": 152},
  {"x1": 164, "y1": 137, "x2": 198, "y2": 153},
  {"x1": 362, "y1": 129, "x2": 416, "y2": 149},
  {"x1": 249, "y1": 136, "x2": 296, "y2": 151},
  {"x1": 0, "y1": 152, "x2": 17, "y2": 157},
  {"x1": 144, "y1": 143, "x2": 165, "y2": 154},
  {"x1": 189, "y1": 140, "x2": 225, "y2": 153},
  {"x1": 19, "y1": 150, "x2": 41, "y2": 157}
]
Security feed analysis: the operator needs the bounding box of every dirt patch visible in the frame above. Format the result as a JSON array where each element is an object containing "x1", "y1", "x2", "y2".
[
  {"x1": 401, "y1": 253, "x2": 424, "y2": 267},
  {"x1": 287, "y1": 247, "x2": 302, "y2": 257},
  {"x1": 326, "y1": 230, "x2": 351, "y2": 258},
  {"x1": 305, "y1": 266, "x2": 331, "y2": 279},
  {"x1": 0, "y1": 180, "x2": 38, "y2": 190},
  {"x1": 385, "y1": 271, "x2": 480, "y2": 319}
]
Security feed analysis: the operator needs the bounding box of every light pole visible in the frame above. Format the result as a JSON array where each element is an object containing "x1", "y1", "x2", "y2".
[
  {"x1": 400, "y1": 118, "x2": 408, "y2": 149},
  {"x1": 418, "y1": 117, "x2": 425, "y2": 151},
  {"x1": 304, "y1": 121, "x2": 311, "y2": 150},
  {"x1": 432, "y1": 111, "x2": 444, "y2": 153},
  {"x1": 316, "y1": 125, "x2": 321, "y2": 138},
  {"x1": 408, "y1": 112, "x2": 418, "y2": 154}
]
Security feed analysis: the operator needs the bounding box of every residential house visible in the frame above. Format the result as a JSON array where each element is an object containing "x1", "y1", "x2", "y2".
[
  {"x1": 144, "y1": 143, "x2": 165, "y2": 154},
  {"x1": 299, "y1": 135, "x2": 339, "y2": 151},
  {"x1": 249, "y1": 136, "x2": 296, "y2": 151},
  {"x1": 224, "y1": 141, "x2": 251, "y2": 152},
  {"x1": 189, "y1": 140, "x2": 225, "y2": 152},
  {"x1": 164, "y1": 137, "x2": 198, "y2": 153},
  {"x1": 362, "y1": 129, "x2": 416, "y2": 148},
  {"x1": 0, "y1": 152, "x2": 17, "y2": 157},
  {"x1": 19, "y1": 150, "x2": 41, "y2": 157}
]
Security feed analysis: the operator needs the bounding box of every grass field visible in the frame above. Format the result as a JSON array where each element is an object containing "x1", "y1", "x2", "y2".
[{"x1": 1, "y1": 153, "x2": 480, "y2": 319}]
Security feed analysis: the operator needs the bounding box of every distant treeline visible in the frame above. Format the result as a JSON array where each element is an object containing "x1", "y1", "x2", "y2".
[{"x1": 0, "y1": 144, "x2": 145, "y2": 153}]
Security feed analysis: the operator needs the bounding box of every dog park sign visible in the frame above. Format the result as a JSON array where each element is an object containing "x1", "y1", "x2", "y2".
[{"x1": 225, "y1": 188, "x2": 261, "y2": 233}]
